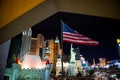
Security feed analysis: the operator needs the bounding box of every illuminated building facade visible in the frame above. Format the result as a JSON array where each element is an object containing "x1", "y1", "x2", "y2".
[
  {"x1": 20, "y1": 28, "x2": 32, "y2": 62},
  {"x1": 45, "y1": 39, "x2": 55, "y2": 63},
  {"x1": 30, "y1": 34, "x2": 61, "y2": 65},
  {"x1": 30, "y1": 34, "x2": 44, "y2": 56},
  {"x1": 99, "y1": 58, "x2": 106, "y2": 67},
  {"x1": 30, "y1": 38, "x2": 38, "y2": 55},
  {"x1": 37, "y1": 34, "x2": 44, "y2": 58},
  {"x1": 54, "y1": 37, "x2": 61, "y2": 66}
]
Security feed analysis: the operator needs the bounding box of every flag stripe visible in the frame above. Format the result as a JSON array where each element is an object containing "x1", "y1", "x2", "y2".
[
  {"x1": 63, "y1": 32, "x2": 83, "y2": 36},
  {"x1": 63, "y1": 40, "x2": 99, "y2": 46},
  {"x1": 62, "y1": 21, "x2": 99, "y2": 46},
  {"x1": 63, "y1": 38, "x2": 99, "y2": 44},
  {"x1": 63, "y1": 33, "x2": 91, "y2": 40},
  {"x1": 63, "y1": 35, "x2": 90, "y2": 40}
]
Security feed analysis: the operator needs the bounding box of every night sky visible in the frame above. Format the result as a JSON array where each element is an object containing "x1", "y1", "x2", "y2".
[{"x1": 15, "y1": 12, "x2": 120, "y2": 64}]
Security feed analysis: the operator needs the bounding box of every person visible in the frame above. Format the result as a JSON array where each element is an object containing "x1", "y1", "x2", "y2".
[{"x1": 70, "y1": 44, "x2": 76, "y2": 63}]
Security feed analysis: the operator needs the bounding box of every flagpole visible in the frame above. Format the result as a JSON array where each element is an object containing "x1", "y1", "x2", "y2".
[{"x1": 61, "y1": 20, "x2": 64, "y2": 80}]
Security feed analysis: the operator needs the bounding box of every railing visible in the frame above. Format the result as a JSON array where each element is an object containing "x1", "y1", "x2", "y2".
[
  {"x1": 18, "y1": 69, "x2": 45, "y2": 80},
  {"x1": 51, "y1": 76, "x2": 94, "y2": 80},
  {"x1": 18, "y1": 78, "x2": 42, "y2": 80}
]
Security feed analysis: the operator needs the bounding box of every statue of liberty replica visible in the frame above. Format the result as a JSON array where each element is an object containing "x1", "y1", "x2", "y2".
[
  {"x1": 70, "y1": 44, "x2": 76, "y2": 63},
  {"x1": 68, "y1": 44, "x2": 78, "y2": 76}
]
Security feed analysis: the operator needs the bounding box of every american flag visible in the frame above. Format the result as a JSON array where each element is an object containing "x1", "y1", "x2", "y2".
[{"x1": 62, "y1": 21, "x2": 99, "y2": 46}]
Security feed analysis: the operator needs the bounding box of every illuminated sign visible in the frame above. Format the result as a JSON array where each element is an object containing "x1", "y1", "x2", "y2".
[{"x1": 117, "y1": 39, "x2": 120, "y2": 44}]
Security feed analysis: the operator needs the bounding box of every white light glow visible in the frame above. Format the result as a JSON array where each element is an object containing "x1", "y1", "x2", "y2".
[{"x1": 21, "y1": 55, "x2": 45, "y2": 69}]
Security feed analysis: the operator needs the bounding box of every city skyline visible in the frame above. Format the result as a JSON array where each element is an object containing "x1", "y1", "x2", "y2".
[{"x1": 11, "y1": 12, "x2": 120, "y2": 64}]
